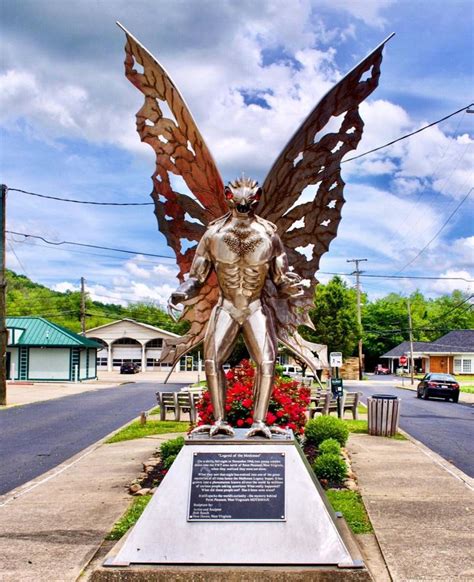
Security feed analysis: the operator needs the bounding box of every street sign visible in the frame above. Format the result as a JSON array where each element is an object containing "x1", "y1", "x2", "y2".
[
  {"x1": 330, "y1": 352, "x2": 343, "y2": 368},
  {"x1": 399, "y1": 356, "x2": 408, "y2": 365}
]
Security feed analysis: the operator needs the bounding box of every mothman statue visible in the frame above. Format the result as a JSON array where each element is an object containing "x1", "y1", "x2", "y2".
[{"x1": 119, "y1": 23, "x2": 391, "y2": 438}]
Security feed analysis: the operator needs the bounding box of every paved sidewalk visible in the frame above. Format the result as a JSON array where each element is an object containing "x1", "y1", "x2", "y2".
[
  {"x1": 348, "y1": 433, "x2": 474, "y2": 581},
  {"x1": 0, "y1": 433, "x2": 180, "y2": 582}
]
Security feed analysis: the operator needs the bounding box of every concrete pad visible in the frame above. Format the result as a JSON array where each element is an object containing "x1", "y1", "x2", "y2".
[
  {"x1": 0, "y1": 435, "x2": 179, "y2": 582},
  {"x1": 348, "y1": 433, "x2": 474, "y2": 581}
]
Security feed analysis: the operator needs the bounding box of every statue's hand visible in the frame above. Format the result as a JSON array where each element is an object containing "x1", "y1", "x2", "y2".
[
  {"x1": 167, "y1": 290, "x2": 188, "y2": 322},
  {"x1": 170, "y1": 290, "x2": 188, "y2": 305},
  {"x1": 280, "y1": 272, "x2": 304, "y2": 297}
]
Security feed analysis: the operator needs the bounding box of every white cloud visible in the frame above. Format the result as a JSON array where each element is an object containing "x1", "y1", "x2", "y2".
[
  {"x1": 52, "y1": 281, "x2": 77, "y2": 293},
  {"x1": 429, "y1": 270, "x2": 472, "y2": 295},
  {"x1": 316, "y1": 0, "x2": 395, "y2": 28}
]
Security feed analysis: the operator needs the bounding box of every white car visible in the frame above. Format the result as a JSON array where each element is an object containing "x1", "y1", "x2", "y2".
[{"x1": 281, "y1": 365, "x2": 303, "y2": 377}]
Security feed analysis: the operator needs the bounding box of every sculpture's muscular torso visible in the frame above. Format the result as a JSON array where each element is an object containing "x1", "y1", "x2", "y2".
[{"x1": 170, "y1": 178, "x2": 302, "y2": 438}]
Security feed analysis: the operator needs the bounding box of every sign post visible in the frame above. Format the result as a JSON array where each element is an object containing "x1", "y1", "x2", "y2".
[{"x1": 329, "y1": 352, "x2": 343, "y2": 418}]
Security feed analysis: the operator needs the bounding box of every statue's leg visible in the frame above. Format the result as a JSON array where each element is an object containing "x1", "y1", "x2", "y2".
[
  {"x1": 242, "y1": 307, "x2": 277, "y2": 438},
  {"x1": 203, "y1": 306, "x2": 240, "y2": 436}
]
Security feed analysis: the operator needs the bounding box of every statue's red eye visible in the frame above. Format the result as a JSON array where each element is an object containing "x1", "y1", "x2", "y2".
[{"x1": 225, "y1": 190, "x2": 233, "y2": 200}]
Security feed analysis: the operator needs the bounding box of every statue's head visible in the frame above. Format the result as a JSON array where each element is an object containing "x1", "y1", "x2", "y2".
[{"x1": 225, "y1": 177, "x2": 261, "y2": 216}]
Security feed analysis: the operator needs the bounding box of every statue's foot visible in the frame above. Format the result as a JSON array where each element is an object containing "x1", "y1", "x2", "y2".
[
  {"x1": 190, "y1": 424, "x2": 212, "y2": 435},
  {"x1": 246, "y1": 421, "x2": 272, "y2": 439},
  {"x1": 270, "y1": 425, "x2": 289, "y2": 436},
  {"x1": 209, "y1": 420, "x2": 235, "y2": 438}
]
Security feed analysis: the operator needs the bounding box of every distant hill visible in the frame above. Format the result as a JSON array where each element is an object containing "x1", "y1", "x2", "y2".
[{"x1": 6, "y1": 270, "x2": 187, "y2": 335}]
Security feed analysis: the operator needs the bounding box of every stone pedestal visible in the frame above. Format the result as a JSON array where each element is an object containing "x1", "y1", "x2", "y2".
[{"x1": 95, "y1": 430, "x2": 371, "y2": 580}]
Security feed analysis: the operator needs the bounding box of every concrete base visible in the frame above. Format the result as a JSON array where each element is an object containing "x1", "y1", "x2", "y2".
[
  {"x1": 91, "y1": 564, "x2": 372, "y2": 581},
  {"x1": 100, "y1": 432, "x2": 369, "y2": 576}
]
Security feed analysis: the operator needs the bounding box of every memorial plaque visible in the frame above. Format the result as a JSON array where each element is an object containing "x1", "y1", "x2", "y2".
[{"x1": 188, "y1": 452, "x2": 285, "y2": 521}]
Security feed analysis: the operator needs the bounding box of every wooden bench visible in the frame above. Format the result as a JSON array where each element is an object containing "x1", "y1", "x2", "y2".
[
  {"x1": 176, "y1": 391, "x2": 197, "y2": 423},
  {"x1": 155, "y1": 392, "x2": 178, "y2": 421},
  {"x1": 308, "y1": 392, "x2": 330, "y2": 418},
  {"x1": 341, "y1": 391, "x2": 361, "y2": 420},
  {"x1": 323, "y1": 391, "x2": 361, "y2": 419}
]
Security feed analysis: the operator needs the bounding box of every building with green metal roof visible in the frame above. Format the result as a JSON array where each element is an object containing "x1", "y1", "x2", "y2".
[{"x1": 7, "y1": 317, "x2": 102, "y2": 381}]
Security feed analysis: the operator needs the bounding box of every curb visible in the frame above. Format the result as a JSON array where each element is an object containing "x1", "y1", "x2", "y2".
[{"x1": 0, "y1": 400, "x2": 168, "y2": 507}]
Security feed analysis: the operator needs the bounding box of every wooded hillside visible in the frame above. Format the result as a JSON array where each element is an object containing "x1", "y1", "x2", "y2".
[{"x1": 5, "y1": 270, "x2": 187, "y2": 335}]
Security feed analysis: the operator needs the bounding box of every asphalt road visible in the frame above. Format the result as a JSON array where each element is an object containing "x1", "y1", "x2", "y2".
[
  {"x1": 0, "y1": 382, "x2": 186, "y2": 495},
  {"x1": 352, "y1": 380, "x2": 474, "y2": 477}
]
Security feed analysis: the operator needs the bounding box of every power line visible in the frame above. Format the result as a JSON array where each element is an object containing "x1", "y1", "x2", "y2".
[
  {"x1": 6, "y1": 231, "x2": 175, "y2": 259},
  {"x1": 394, "y1": 187, "x2": 473, "y2": 274},
  {"x1": 318, "y1": 271, "x2": 474, "y2": 283},
  {"x1": 7, "y1": 237, "x2": 172, "y2": 266},
  {"x1": 6, "y1": 103, "x2": 473, "y2": 206},
  {"x1": 8, "y1": 188, "x2": 154, "y2": 206},
  {"x1": 342, "y1": 103, "x2": 473, "y2": 163}
]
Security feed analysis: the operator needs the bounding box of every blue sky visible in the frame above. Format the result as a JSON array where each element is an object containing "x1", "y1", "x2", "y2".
[{"x1": 1, "y1": 0, "x2": 473, "y2": 307}]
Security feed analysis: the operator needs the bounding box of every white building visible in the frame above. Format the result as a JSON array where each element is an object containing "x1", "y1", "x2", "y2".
[{"x1": 84, "y1": 318, "x2": 184, "y2": 372}]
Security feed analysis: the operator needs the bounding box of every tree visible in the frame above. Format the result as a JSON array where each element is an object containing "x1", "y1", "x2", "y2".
[{"x1": 304, "y1": 276, "x2": 359, "y2": 358}]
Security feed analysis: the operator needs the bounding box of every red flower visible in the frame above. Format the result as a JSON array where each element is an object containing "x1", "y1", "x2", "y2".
[
  {"x1": 195, "y1": 359, "x2": 310, "y2": 434},
  {"x1": 266, "y1": 412, "x2": 277, "y2": 425}
]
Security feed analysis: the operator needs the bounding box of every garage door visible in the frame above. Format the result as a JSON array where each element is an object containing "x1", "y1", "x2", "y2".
[{"x1": 112, "y1": 346, "x2": 142, "y2": 369}]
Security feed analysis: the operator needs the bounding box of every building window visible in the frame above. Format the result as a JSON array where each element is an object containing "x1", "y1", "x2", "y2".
[
  {"x1": 454, "y1": 359, "x2": 462, "y2": 373},
  {"x1": 113, "y1": 337, "x2": 141, "y2": 345},
  {"x1": 462, "y1": 359, "x2": 472, "y2": 374},
  {"x1": 147, "y1": 338, "x2": 163, "y2": 348}
]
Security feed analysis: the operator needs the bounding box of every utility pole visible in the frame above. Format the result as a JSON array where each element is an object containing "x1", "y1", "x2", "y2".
[
  {"x1": 407, "y1": 298, "x2": 415, "y2": 386},
  {"x1": 0, "y1": 185, "x2": 7, "y2": 405},
  {"x1": 80, "y1": 277, "x2": 86, "y2": 334},
  {"x1": 347, "y1": 258, "x2": 367, "y2": 381}
]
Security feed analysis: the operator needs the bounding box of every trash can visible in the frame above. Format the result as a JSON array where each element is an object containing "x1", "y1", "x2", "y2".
[{"x1": 367, "y1": 394, "x2": 400, "y2": 437}]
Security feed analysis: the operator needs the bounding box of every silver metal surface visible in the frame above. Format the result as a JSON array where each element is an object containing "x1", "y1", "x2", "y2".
[
  {"x1": 107, "y1": 440, "x2": 357, "y2": 566},
  {"x1": 186, "y1": 427, "x2": 293, "y2": 444}
]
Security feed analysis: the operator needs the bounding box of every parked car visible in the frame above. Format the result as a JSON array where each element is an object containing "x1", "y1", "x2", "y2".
[
  {"x1": 281, "y1": 365, "x2": 303, "y2": 378},
  {"x1": 374, "y1": 364, "x2": 390, "y2": 375},
  {"x1": 416, "y1": 373, "x2": 460, "y2": 402},
  {"x1": 120, "y1": 362, "x2": 141, "y2": 374}
]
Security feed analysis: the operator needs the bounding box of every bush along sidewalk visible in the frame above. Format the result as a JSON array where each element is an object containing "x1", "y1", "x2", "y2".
[{"x1": 303, "y1": 415, "x2": 372, "y2": 534}]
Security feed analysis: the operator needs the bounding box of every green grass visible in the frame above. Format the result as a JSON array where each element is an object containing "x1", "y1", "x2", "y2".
[
  {"x1": 106, "y1": 495, "x2": 152, "y2": 540},
  {"x1": 344, "y1": 419, "x2": 407, "y2": 440},
  {"x1": 455, "y1": 374, "x2": 474, "y2": 382},
  {"x1": 106, "y1": 420, "x2": 190, "y2": 443},
  {"x1": 326, "y1": 490, "x2": 373, "y2": 534},
  {"x1": 344, "y1": 419, "x2": 369, "y2": 433},
  {"x1": 460, "y1": 385, "x2": 474, "y2": 393}
]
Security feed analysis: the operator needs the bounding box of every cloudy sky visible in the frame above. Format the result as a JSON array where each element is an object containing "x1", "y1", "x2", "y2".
[{"x1": 1, "y1": 0, "x2": 473, "y2": 308}]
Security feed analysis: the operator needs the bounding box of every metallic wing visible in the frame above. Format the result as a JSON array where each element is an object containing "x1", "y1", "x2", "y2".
[
  {"x1": 259, "y1": 35, "x2": 393, "y2": 371},
  {"x1": 119, "y1": 23, "x2": 227, "y2": 366}
]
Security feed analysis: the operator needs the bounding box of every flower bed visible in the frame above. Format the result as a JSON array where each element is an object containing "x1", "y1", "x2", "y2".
[{"x1": 195, "y1": 359, "x2": 310, "y2": 434}]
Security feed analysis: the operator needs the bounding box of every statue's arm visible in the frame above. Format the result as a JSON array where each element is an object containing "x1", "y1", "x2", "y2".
[
  {"x1": 270, "y1": 234, "x2": 304, "y2": 297},
  {"x1": 170, "y1": 234, "x2": 213, "y2": 305}
]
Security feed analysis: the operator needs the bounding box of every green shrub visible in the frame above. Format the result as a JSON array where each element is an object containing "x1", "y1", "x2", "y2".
[
  {"x1": 313, "y1": 453, "x2": 347, "y2": 484},
  {"x1": 319, "y1": 438, "x2": 341, "y2": 455},
  {"x1": 304, "y1": 416, "x2": 349, "y2": 446},
  {"x1": 163, "y1": 453, "x2": 177, "y2": 469},
  {"x1": 160, "y1": 436, "x2": 185, "y2": 461}
]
